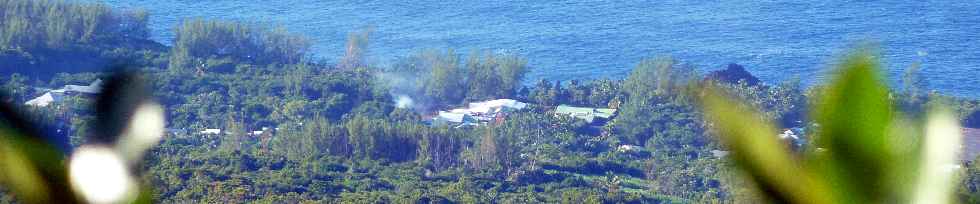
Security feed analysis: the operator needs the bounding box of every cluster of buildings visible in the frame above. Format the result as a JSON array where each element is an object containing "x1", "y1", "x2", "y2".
[
  {"x1": 427, "y1": 98, "x2": 623, "y2": 129},
  {"x1": 166, "y1": 127, "x2": 275, "y2": 137},
  {"x1": 25, "y1": 79, "x2": 103, "y2": 107},
  {"x1": 429, "y1": 99, "x2": 528, "y2": 127}
]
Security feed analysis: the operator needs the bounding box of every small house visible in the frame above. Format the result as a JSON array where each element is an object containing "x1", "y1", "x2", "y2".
[
  {"x1": 200, "y1": 129, "x2": 222, "y2": 135},
  {"x1": 554, "y1": 105, "x2": 618, "y2": 123}
]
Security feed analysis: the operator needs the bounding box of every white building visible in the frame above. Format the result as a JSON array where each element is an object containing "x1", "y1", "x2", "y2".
[
  {"x1": 435, "y1": 111, "x2": 476, "y2": 124},
  {"x1": 431, "y1": 99, "x2": 528, "y2": 127},
  {"x1": 60, "y1": 79, "x2": 102, "y2": 94},
  {"x1": 466, "y1": 99, "x2": 527, "y2": 115},
  {"x1": 25, "y1": 92, "x2": 64, "y2": 107},
  {"x1": 200, "y1": 129, "x2": 222, "y2": 135},
  {"x1": 711, "y1": 150, "x2": 730, "y2": 158},
  {"x1": 24, "y1": 79, "x2": 103, "y2": 107}
]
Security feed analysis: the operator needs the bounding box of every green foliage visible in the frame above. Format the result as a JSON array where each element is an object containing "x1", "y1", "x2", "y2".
[
  {"x1": 1, "y1": 74, "x2": 30, "y2": 102},
  {"x1": 527, "y1": 78, "x2": 622, "y2": 108},
  {"x1": 712, "y1": 78, "x2": 808, "y2": 127},
  {"x1": 169, "y1": 18, "x2": 311, "y2": 73},
  {"x1": 623, "y1": 56, "x2": 696, "y2": 102},
  {"x1": 959, "y1": 159, "x2": 980, "y2": 203},
  {"x1": 0, "y1": 0, "x2": 164, "y2": 79},
  {"x1": 389, "y1": 49, "x2": 529, "y2": 108},
  {"x1": 0, "y1": 0, "x2": 150, "y2": 51},
  {"x1": 5, "y1": 8, "x2": 977, "y2": 201},
  {"x1": 464, "y1": 52, "x2": 529, "y2": 101},
  {"x1": 420, "y1": 49, "x2": 466, "y2": 106}
]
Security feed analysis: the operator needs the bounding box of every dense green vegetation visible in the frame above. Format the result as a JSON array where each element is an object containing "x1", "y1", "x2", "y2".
[
  {"x1": 0, "y1": 0, "x2": 149, "y2": 50},
  {"x1": 140, "y1": 59, "x2": 731, "y2": 203},
  {"x1": 168, "y1": 19, "x2": 312, "y2": 74},
  {"x1": 1, "y1": 0, "x2": 979, "y2": 203},
  {"x1": 381, "y1": 49, "x2": 530, "y2": 109},
  {"x1": 0, "y1": 0, "x2": 165, "y2": 78}
]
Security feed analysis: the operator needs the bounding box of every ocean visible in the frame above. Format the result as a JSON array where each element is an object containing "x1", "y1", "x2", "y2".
[{"x1": 100, "y1": 0, "x2": 980, "y2": 98}]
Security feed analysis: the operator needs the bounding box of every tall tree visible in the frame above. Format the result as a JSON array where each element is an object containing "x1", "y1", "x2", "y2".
[
  {"x1": 221, "y1": 114, "x2": 247, "y2": 152},
  {"x1": 529, "y1": 79, "x2": 553, "y2": 106},
  {"x1": 465, "y1": 52, "x2": 503, "y2": 101},
  {"x1": 475, "y1": 128, "x2": 499, "y2": 171},
  {"x1": 423, "y1": 49, "x2": 465, "y2": 106},
  {"x1": 495, "y1": 54, "x2": 529, "y2": 98},
  {"x1": 339, "y1": 27, "x2": 373, "y2": 69},
  {"x1": 169, "y1": 18, "x2": 311, "y2": 72},
  {"x1": 623, "y1": 56, "x2": 695, "y2": 102}
]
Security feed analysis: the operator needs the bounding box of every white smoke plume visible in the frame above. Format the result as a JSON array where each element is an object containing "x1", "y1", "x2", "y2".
[
  {"x1": 395, "y1": 94, "x2": 414, "y2": 109},
  {"x1": 376, "y1": 70, "x2": 431, "y2": 113}
]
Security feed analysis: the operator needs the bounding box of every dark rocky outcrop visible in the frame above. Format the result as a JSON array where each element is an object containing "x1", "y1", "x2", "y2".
[{"x1": 705, "y1": 63, "x2": 761, "y2": 86}]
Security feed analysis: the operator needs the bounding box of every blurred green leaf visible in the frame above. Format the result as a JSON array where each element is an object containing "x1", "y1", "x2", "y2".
[
  {"x1": 0, "y1": 70, "x2": 159, "y2": 204},
  {"x1": 0, "y1": 125, "x2": 78, "y2": 204},
  {"x1": 701, "y1": 87, "x2": 832, "y2": 204},
  {"x1": 702, "y1": 49, "x2": 965, "y2": 204},
  {"x1": 813, "y1": 51, "x2": 897, "y2": 203},
  {"x1": 0, "y1": 133, "x2": 49, "y2": 203}
]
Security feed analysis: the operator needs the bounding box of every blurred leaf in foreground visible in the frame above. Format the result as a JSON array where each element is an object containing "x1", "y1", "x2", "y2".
[
  {"x1": 0, "y1": 69, "x2": 163, "y2": 204},
  {"x1": 701, "y1": 86, "x2": 832, "y2": 204},
  {"x1": 0, "y1": 94, "x2": 78, "y2": 203},
  {"x1": 701, "y1": 50, "x2": 964, "y2": 204}
]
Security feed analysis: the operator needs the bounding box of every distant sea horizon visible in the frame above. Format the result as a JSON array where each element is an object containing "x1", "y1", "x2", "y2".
[{"x1": 99, "y1": 0, "x2": 980, "y2": 98}]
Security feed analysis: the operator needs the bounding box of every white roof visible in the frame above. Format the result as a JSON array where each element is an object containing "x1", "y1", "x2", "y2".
[
  {"x1": 779, "y1": 129, "x2": 799, "y2": 140},
  {"x1": 617, "y1": 145, "x2": 640, "y2": 152},
  {"x1": 24, "y1": 79, "x2": 103, "y2": 107},
  {"x1": 711, "y1": 150, "x2": 730, "y2": 158},
  {"x1": 58, "y1": 79, "x2": 103, "y2": 94},
  {"x1": 431, "y1": 99, "x2": 526, "y2": 126},
  {"x1": 466, "y1": 99, "x2": 527, "y2": 114},
  {"x1": 200, "y1": 129, "x2": 222, "y2": 134},
  {"x1": 25, "y1": 92, "x2": 63, "y2": 107}
]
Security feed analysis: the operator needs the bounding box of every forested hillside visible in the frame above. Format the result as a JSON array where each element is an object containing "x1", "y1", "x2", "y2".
[
  {"x1": 1, "y1": 0, "x2": 979, "y2": 203},
  {"x1": 0, "y1": 0, "x2": 165, "y2": 79}
]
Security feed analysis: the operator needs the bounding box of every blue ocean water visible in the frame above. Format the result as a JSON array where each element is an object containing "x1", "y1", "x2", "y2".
[{"x1": 100, "y1": 0, "x2": 980, "y2": 98}]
